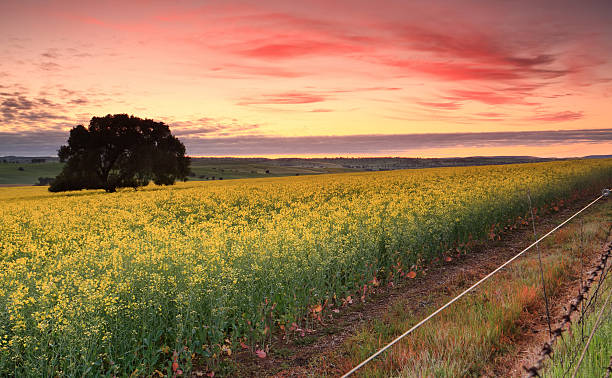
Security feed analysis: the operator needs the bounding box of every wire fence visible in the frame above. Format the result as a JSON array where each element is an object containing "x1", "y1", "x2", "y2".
[
  {"x1": 605, "y1": 352, "x2": 612, "y2": 378},
  {"x1": 341, "y1": 189, "x2": 611, "y2": 377},
  {"x1": 524, "y1": 243, "x2": 612, "y2": 377}
]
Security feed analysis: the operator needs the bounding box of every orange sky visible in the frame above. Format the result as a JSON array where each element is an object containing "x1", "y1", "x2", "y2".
[{"x1": 1, "y1": 0, "x2": 611, "y2": 157}]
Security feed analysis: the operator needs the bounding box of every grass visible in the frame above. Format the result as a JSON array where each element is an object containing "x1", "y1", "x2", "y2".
[
  {"x1": 0, "y1": 160, "x2": 354, "y2": 185},
  {"x1": 0, "y1": 162, "x2": 63, "y2": 185},
  {"x1": 323, "y1": 198, "x2": 612, "y2": 377},
  {"x1": 542, "y1": 255, "x2": 612, "y2": 377},
  {"x1": 188, "y1": 159, "x2": 355, "y2": 180}
]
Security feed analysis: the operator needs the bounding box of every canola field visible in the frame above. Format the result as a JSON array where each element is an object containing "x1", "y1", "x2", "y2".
[{"x1": 1, "y1": 159, "x2": 612, "y2": 376}]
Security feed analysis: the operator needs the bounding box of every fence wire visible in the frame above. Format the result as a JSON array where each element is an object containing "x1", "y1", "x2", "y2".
[
  {"x1": 524, "y1": 243, "x2": 612, "y2": 377},
  {"x1": 604, "y1": 352, "x2": 612, "y2": 378}
]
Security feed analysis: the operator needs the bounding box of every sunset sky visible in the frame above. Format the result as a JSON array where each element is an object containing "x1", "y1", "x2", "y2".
[{"x1": 1, "y1": 0, "x2": 611, "y2": 157}]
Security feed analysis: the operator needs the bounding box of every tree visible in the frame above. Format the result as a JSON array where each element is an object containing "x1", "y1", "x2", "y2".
[
  {"x1": 35, "y1": 177, "x2": 54, "y2": 186},
  {"x1": 50, "y1": 114, "x2": 190, "y2": 193}
]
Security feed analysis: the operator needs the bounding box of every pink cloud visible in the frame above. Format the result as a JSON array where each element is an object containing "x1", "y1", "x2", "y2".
[
  {"x1": 417, "y1": 101, "x2": 462, "y2": 110},
  {"x1": 238, "y1": 91, "x2": 328, "y2": 106},
  {"x1": 4, "y1": 0, "x2": 611, "y2": 147},
  {"x1": 394, "y1": 25, "x2": 558, "y2": 68},
  {"x1": 329, "y1": 87, "x2": 402, "y2": 93},
  {"x1": 530, "y1": 111, "x2": 584, "y2": 122},
  {"x1": 239, "y1": 40, "x2": 363, "y2": 59},
  {"x1": 209, "y1": 64, "x2": 305, "y2": 78},
  {"x1": 476, "y1": 112, "x2": 506, "y2": 118},
  {"x1": 237, "y1": 86, "x2": 399, "y2": 107},
  {"x1": 446, "y1": 89, "x2": 528, "y2": 105},
  {"x1": 79, "y1": 16, "x2": 107, "y2": 27},
  {"x1": 169, "y1": 117, "x2": 261, "y2": 137},
  {"x1": 383, "y1": 58, "x2": 568, "y2": 83}
]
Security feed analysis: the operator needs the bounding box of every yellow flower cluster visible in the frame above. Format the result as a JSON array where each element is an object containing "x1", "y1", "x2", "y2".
[{"x1": 1, "y1": 159, "x2": 611, "y2": 375}]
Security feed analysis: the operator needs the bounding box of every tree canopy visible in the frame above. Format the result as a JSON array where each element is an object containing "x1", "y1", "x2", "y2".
[{"x1": 50, "y1": 114, "x2": 190, "y2": 192}]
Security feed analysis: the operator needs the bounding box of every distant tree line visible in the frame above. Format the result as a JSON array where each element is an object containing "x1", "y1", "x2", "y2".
[{"x1": 35, "y1": 177, "x2": 54, "y2": 186}]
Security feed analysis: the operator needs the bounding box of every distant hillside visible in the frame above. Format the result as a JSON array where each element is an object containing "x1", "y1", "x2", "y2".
[
  {"x1": 3, "y1": 155, "x2": 603, "y2": 186},
  {"x1": 584, "y1": 155, "x2": 612, "y2": 159},
  {"x1": 191, "y1": 156, "x2": 560, "y2": 171},
  {"x1": 0, "y1": 161, "x2": 63, "y2": 185},
  {"x1": 1, "y1": 156, "x2": 60, "y2": 163}
]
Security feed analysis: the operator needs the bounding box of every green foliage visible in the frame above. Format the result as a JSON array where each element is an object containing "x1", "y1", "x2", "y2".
[
  {"x1": 542, "y1": 272, "x2": 612, "y2": 377},
  {"x1": 0, "y1": 163, "x2": 63, "y2": 185}
]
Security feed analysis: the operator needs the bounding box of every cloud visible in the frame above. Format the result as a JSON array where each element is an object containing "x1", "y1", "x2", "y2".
[
  {"x1": 368, "y1": 21, "x2": 586, "y2": 105},
  {"x1": 238, "y1": 91, "x2": 328, "y2": 106},
  {"x1": 0, "y1": 130, "x2": 68, "y2": 156},
  {"x1": 476, "y1": 112, "x2": 506, "y2": 118},
  {"x1": 329, "y1": 87, "x2": 402, "y2": 94},
  {"x1": 3, "y1": 127, "x2": 611, "y2": 157},
  {"x1": 381, "y1": 22, "x2": 572, "y2": 84},
  {"x1": 238, "y1": 40, "x2": 364, "y2": 59},
  {"x1": 1, "y1": 93, "x2": 43, "y2": 123},
  {"x1": 0, "y1": 90, "x2": 75, "y2": 130},
  {"x1": 208, "y1": 64, "x2": 306, "y2": 78},
  {"x1": 69, "y1": 98, "x2": 89, "y2": 105},
  {"x1": 168, "y1": 117, "x2": 261, "y2": 137},
  {"x1": 39, "y1": 61, "x2": 62, "y2": 71},
  {"x1": 237, "y1": 87, "x2": 400, "y2": 107},
  {"x1": 36, "y1": 47, "x2": 64, "y2": 71},
  {"x1": 226, "y1": 10, "x2": 571, "y2": 87},
  {"x1": 223, "y1": 9, "x2": 378, "y2": 61},
  {"x1": 65, "y1": 47, "x2": 93, "y2": 58},
  {"x1": 228, "y1": 11, "x2": 336, "y2": 34},
  {"x1": 529, "y1": 111, "x2": 584, "y2": 122},
  {"x1": 79, "y1": 15, "x2": 107, "y2": 27},
  {"x1": 383, "y1": 59, "x2": 567, "y2": 83},
  {"x1": 176, "y1": 128, "x2": 612, "y2": 156},
  {"x1": 394, "y1": 25, "x2": 558, "y2": 69},
  {"x1": 41, "y1": 49, "x2": 61, "y2": 59},
  {"x1": 1, "y1": 95, "x2": 35, "y2": 111},
  {"x1": 417, "y1": 101, "x2": 462, "y2": 110},
  {"x1": 2, "y1": 0, "x2": 611, "y2": 158},
  {"x1": 445, "y1": 89, "x2": 524, "y2": 105}
]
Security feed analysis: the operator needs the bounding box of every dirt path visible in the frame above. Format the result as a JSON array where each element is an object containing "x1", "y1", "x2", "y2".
[{"x1": 227, "y1": 195, "x2": 611, "y2": 377}]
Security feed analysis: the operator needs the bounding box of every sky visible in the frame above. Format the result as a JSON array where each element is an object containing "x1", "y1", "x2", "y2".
[{"x1": 1, "y1": 0, "x2": 611, "y2": 157}]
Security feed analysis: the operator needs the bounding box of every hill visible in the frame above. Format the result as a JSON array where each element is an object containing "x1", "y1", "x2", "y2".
[{"x1": 2, "y1": 155, "x2": 560, "y2": 185}]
